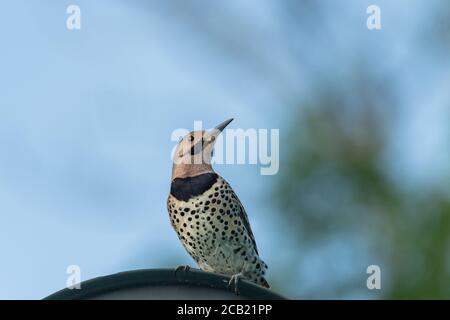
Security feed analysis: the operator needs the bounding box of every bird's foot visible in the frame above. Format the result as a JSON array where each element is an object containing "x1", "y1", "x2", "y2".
[
  {"x1": 175, "y1": 265, "x2": 191, "y2": 280},
  {"x1": 228, "y1": 273, "x2": 244, "y2": 296}
]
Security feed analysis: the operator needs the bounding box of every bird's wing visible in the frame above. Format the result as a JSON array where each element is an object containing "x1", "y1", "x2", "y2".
[{"x1": 225, "y1": 180, "x2": 259, "y2": 255}]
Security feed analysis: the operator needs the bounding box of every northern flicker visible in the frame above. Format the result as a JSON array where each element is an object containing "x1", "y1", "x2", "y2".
[{"x1": 167, "y1": 119, "x2": 269, "y2": 292}]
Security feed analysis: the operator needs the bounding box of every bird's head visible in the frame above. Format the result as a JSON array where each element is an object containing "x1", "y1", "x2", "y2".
[{"x1": 171, "y1": 118, "x2": 233, "y2": 180}]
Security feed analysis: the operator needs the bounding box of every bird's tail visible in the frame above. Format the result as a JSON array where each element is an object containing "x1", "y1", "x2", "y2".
[{"x1": 261, "y1": 278, "x2": 270, "y2": 289}]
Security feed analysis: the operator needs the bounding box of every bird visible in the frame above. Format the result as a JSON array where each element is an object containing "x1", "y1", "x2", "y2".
[{"x1": 167, "y1": 118, "x2": 269, "y2": 293}]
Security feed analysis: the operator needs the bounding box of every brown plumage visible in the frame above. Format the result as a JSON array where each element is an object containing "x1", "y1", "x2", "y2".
[{"x1": 167, "y1": 119, "x2": 269, "y2": 290}]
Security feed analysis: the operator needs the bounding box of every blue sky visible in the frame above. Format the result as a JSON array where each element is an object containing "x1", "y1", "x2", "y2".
[{"x1": 0, "y1": 1, "x2": 448, "y2": 299}]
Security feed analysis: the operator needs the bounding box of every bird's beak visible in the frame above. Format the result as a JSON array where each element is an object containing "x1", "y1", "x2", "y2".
[
  {"x1": 204, "y1": 118, "x2": 233, "y2": 145},
  {"x1": 214, "y1": 118, "x2": 234, "y2": 132}
]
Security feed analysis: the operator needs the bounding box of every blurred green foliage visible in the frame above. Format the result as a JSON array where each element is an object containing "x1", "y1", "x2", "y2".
[{"x1": 274, "y1": 84, "x2": 450, "y2": 298}]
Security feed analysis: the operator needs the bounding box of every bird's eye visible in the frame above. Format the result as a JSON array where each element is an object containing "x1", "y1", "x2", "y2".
[
  {"x1": 189, "y1": 135, "x2": 194, "y2": 142},
  {"x1": 209, "y1": 136, "x2": 216, "y2": 142}
]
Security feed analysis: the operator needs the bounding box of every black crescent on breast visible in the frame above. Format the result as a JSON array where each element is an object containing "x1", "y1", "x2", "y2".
[{"x1": 170, "y1": 173, "x2": 219, "y2": 202}]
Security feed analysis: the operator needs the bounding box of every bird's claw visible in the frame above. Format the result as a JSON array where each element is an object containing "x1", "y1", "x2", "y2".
[
  {"x1": 228, "y1": 273, "x2": 244, "y2": 295},
  {"x1": 175, "y1": 265, "x2": 191, "y2": 280}
]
